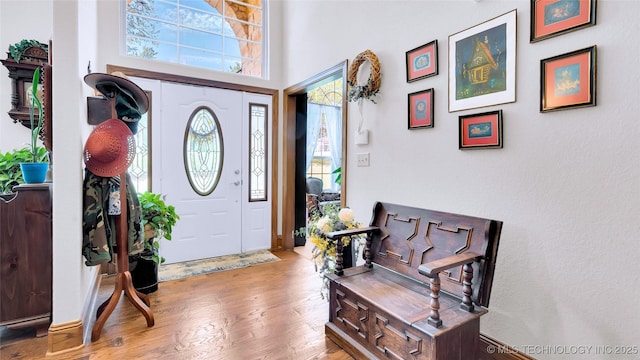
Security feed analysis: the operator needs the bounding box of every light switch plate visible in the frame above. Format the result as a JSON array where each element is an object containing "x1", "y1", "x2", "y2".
[{"x1": 357, "y1": 153, "x2": 370, "y2": 167}]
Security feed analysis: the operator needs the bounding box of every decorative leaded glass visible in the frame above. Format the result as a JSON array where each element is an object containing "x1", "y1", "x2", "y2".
[
  {"x1": 130, "y1": 111, "x2": 150, "y2": 192},
  {"x1": 249, "y1": 103, "x2": 267, "y2": 201},
  {"x1": 184, "y1": 107, "x2": 223, "y2": 196}
]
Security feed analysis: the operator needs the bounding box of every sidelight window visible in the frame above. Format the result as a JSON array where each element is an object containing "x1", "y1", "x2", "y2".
[{"x1": 249, "y1": 103, "x2": 267, "y2": 201}]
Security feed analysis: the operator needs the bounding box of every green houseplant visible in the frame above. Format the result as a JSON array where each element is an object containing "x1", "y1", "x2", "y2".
[
  {"x1": 0, "y1": 146, "x2": 47, "y2": 193},
  {"x1": 130, "y1": 191, "x2": 180, "y2": 294},
  {"x1": 138, "y1": 191, "x2": 180, "y2": 264},
  {"x1": 19, "y1": 67, "x2": 49, "y2": 183}
]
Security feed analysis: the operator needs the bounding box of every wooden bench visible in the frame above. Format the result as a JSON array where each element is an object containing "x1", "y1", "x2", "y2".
[{"x1": 325, "y1": 201, "x2": 502, "y2": 360}]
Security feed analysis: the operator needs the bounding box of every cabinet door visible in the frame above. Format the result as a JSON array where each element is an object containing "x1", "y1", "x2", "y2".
[{"x1": 0, "y1": 185, "x2": 52, "y2": 326}]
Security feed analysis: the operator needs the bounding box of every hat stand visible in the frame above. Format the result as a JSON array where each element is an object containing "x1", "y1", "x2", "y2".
[{"x1": 91, "y1": 95, "x2": 154, "y2": 342}]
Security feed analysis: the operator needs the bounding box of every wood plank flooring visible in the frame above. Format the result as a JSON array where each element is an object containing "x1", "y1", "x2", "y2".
[{"x1": 0, "y1": 250, "x2": 354, "y2": 360}]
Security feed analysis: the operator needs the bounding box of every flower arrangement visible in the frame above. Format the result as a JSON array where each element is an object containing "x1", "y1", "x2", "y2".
[{"x1": 295, "y1": 203, "x2": 366, "y2": 298}]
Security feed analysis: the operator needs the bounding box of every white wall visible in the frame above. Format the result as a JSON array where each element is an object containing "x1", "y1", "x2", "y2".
[
  {"x1": 0, "y1": 1, "x2": 52, "y2": 151},
  {"x1": 282, "y1": 1, "x2": 640, "y2": 359},
  {"x1": 0, "y1": 0, "x2": 101, "y2": 334},
  {"x1": 51, "y1": 0, "x2": 102, "y2": 328}
]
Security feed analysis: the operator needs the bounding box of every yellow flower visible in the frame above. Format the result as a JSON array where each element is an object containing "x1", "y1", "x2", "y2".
[{"x1": 300, "y1": 203, "x2": 366, "y2": 299}]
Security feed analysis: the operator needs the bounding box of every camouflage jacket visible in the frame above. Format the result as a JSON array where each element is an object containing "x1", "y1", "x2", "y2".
[{"x1": 82, "y1": 170, "x2": 144, "y2": 266}]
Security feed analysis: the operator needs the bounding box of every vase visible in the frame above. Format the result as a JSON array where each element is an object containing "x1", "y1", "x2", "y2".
[{"x1": 20, "y1": 162, "x2": 49, "y2": 184}]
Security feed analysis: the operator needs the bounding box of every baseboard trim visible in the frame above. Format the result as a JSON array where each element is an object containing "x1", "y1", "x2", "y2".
[
  {"x1": 46, "y1": 320, "x2": 84, "y2": 355},
  {"x1": 479, "y1": 333, "x2": 536, "y2": 360},
  {"x1": 46, "y1": 268, "x2": 103, "y2": 355},
  {"x1": 81, "y1": 267, "x2": 104, "y2": 344}
]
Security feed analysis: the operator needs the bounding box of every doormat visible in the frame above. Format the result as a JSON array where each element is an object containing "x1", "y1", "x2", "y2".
[{"x1": 158, "y1": 249, "x2": 280, "y2": 282}]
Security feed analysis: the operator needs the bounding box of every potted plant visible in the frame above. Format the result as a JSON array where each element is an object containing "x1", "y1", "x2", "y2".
[
  {"x1": 19, "y1": 67, "x2": 49, "y2": 183},
  {"x1": 0, "y1": 146, "x2": 47, "y2": 193},
  {"x1": 129, "y1": 191, "x2": 180, "y2": 294}
]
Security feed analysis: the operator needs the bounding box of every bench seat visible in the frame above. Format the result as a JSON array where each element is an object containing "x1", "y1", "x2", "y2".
[{"x1": 324, "y1": 201, "x2": 502, "y2": 360}]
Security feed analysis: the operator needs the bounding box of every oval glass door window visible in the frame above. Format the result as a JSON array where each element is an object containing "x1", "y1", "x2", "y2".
[{"x1": 184, "y1": 106, "x2": 224, "y2": 196}]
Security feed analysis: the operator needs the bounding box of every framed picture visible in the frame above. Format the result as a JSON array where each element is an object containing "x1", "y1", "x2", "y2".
[
  {"x1": 530, "y1": 0, "x2": 596, "y2": 43},
  {"x1": 408, "y1": 89, "x2": 434, "y2": 129},
  {"x1": 459, "y1": 110, "x2": 503, "y2": 149},
  {"x1": 540, "y1": 45, "x2": 596, "y2": 112},
  {"x1": 406, "y1": 40, "x2": 438, "y2": 82},
  {"x1": 448, "y1": 9, "x2": 517, "y2": 113}
]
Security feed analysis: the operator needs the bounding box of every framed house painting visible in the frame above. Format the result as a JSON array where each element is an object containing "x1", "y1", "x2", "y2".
[
  {"x1": 408, "y1": 89, "x2": 434, "y2": 129},
  {"x1": 406, "y1": 40, "x2": 438, "y2": 82},
  {"x1": 540, "y1": 45, "x2": 596, "y2": 112},
  {"x1": 530, "y1": 0, "x2": 597, "y2": 43},
  {"x1": 459, "y1": 110, "x2": 503, "y2": 149},
  {"x1": 448, "y1": 10, "x2": 517, "y2": 113}
]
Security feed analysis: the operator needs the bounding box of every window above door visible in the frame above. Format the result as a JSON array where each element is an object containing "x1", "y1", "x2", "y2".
[{"x1": 123, "y1": 0, "x2": 267, "y2": 78}]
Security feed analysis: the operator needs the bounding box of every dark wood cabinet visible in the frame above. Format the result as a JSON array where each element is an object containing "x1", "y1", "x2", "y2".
[{"x1": 0, "y1": 184, "x2": 52, "y2": 337}]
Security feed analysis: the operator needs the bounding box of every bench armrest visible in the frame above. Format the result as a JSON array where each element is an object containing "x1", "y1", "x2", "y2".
[
  {"x1": 327, "y1": 226, "x2": 379, "y2": 275},
  {"x1": 418, "y1": 252, "x2": 481, "y2": 278},
  {"x1": 419, "y1": 252, "x2": 483, "y2": 324},
  {"x1": 326, "y1": 226, "x2": 379, "y2": 240}
]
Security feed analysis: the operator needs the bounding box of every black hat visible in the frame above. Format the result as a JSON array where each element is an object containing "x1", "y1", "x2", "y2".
[{"x1": 84, "y1": 72, "x2": 149, "y2": 115}]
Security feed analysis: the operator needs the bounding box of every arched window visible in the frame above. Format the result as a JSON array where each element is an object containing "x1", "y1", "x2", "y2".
[{"x1": 124, "y1": 0, "x2": 266, "y2": 78}]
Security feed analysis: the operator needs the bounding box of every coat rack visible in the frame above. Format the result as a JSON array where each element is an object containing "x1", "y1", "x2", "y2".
[{"x1": 91, "y1": 95, "x2": 154, "y2": 342}]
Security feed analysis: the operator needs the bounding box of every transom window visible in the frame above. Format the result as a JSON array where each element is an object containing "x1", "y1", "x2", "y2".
[{"x1": 124, "y1": 0, "x2": 266, "y2": 78}]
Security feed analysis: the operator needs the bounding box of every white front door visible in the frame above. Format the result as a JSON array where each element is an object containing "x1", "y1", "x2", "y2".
[
  {"x1": 159, "y1": 82, "x2": 243, "y2": 264},
  {"x1": 129, "y1": 77, "x2": 272, "y2": 265}
]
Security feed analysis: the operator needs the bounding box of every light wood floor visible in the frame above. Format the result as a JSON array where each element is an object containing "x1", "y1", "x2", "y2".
[{"x1": 0, "y1": 250, "x2": 354, "y2": 360}]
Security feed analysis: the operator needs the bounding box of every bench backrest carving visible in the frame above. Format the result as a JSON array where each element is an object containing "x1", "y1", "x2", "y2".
[{"x1": 367, "y1": 201, "x2": 502, "y2": 307}]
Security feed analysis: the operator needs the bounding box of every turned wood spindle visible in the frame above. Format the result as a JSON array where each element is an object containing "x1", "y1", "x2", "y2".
[
  {"x1": 427, "y1": 273, "x2": 442, "y2": 328},
  {"x1": 460, "y1": 262, "x2": 475, "y2": 312},
  {"x1": 364, "y1": 235, "x2": 373, "y2": 269},
  {"x1": 334, "y1": 237, "x2": 344, "y2": 275}
]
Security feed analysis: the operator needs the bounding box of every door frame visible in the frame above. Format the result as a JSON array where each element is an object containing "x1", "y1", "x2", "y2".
[
  {"x1": 282, "y1": 60, "x2": 349, "y2": 250},
  {"x1": 106, "y1": 65, "x2": 280, "y2": 250}
]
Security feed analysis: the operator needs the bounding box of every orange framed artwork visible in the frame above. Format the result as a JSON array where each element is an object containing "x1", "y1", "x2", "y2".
[
  {"x1": 408, "y1": 88, "x2": 434, "y2": 129},
  {"x1": 459, "y1": 110, "x2": 503, "y2": 150},
  {"x1": 406, "y1": 40, "x2": 438, "y2": 83},
  {"x1": 530, "y1": 0, "x2": 597, "y2": 43},
  {"x1": 540, "y1": 45, "x2": 596, "y2": 112}
]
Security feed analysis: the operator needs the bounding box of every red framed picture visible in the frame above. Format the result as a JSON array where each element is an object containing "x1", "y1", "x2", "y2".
[
  {"x1": 540, "y1": 46, "x2": 596, "y2": 112},
  {"x1": 406, "y1": 40, "x2": 438, "y2": 82},
  {"x1": 530, "y1": 0, "x2": 597, "y2": 43},
  {"x1": 459, "y1": 110, "x2": 503, "y2": 149},
  {"x1": 408, "y1": 89, "x2": 434, "y2": 129}
]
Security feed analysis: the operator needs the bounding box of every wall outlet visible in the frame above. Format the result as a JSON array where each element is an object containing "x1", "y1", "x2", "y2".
[{"x1": 357, "y1": 152, "x2": 370, "y2": 167}]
